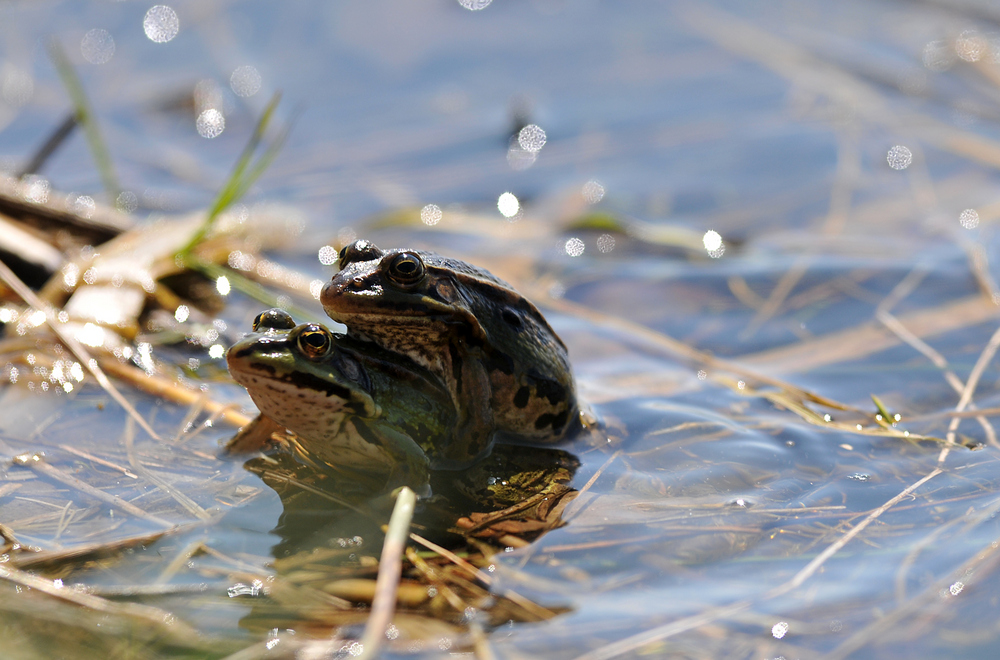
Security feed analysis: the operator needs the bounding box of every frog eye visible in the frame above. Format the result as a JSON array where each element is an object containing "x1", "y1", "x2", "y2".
[
  {"x1": 295, "y1": 324, "x2": 333, "y2": 359},
  {"x1": 253, "y1": 308, "x2": 295, "y2": 332},
  {"x1": 386, "y1": 252, "x2": 425, "y2": 286},
  {"x1": 338, "y1": 240, "x2": 382, "y2": 267}
]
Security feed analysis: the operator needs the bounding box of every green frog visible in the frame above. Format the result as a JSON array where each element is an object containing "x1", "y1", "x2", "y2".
[
  {"x1": 321, "y1": 241, "x2": 579, "y2": 463},
  {"x1": 226, "y1": 308, "x2": 466, "y2": 491}
]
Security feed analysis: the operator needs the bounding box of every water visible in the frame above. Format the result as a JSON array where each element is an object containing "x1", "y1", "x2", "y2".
[{"x1": 2, "y1": 0, "x2": 1000, "y2": 658}]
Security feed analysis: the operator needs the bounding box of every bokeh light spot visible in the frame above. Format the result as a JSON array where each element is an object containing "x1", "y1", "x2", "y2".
[
  {"x1": 703, "y1": 230, "x2": 722, "y2": 251},
  {"x1": 196, "y1": 108, "x2": 225, "y2": 138},
  {"x1": 420, "y1": 204, "x2": 442, "y2": 226},
  {"x1": 318, "y1": 245, "x2": 338, "y2": 265},
  {"x1": 597, "y1": 233, "x2": 615, "y2": 253},
  {"x1": 583, "y1": 180, "x2": 605, "y2": 204},
  {"x1": 518, "y1": 124, "x2": 547, "y2": 153},
  {"x1": 71, "y1": 195, "x2": 95, "y2": 219},
  {"x1": 144, "y1": 5, "x2": 179, "y2": 43},
  {"x1": 506, "y1": 142, "x2": 537, "y2": 171},
  {"x1": 230, "y1": 65, "x2": 261, "y2": 97},
  {"x1": 960, "y1": 208, "x2": 979, "y2": 229},
  {"x1": 457, "y1": 0, "x2": 492, "y2": 10},
  {"x1": 497, "y1": 192, "x2": 519, "y2": 218},
  {"x1": 956, "y1": 30, "x2": 986, "y2": 62},
  {"x1": 116, "y1": 190, "x2": 138, "y2": 213},
  {"x1": 886, "y1": 145, "x2": 912, "y2": 170},
  {"x1": 81, "y1": 29, "x2": 115, "y2": 64},
  {"x1": 564, "y1": 237, "x2": 585, "y2": 257},
  {"x1": 922, "y1": 39, "x2": 956, "y2": 71}
]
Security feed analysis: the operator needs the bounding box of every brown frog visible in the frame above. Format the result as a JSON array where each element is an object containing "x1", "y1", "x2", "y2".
[{"x1": 321, "y1": 240, "x2": 579, "y2": 465}]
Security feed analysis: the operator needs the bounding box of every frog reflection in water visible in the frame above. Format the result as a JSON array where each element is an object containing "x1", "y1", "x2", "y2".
[
  {"x1": 226, "y1": 308, "x2": 461, "y2": 492},
  {"x1": 321, "y1": 240, "x2": 580, "y2": 468}
]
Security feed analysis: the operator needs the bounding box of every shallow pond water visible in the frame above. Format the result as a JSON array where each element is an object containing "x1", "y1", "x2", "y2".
[{"x1": 3, "y1": 1, "x2": 1000, "y2": 658}]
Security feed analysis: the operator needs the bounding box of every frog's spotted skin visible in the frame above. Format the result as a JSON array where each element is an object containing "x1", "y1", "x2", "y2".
[
  {"x1": 227, "y1": 309, "x2": 461, "y2": 490},
  {"x1": 321, "y1": 241, "x2": 579, "y2": 452}
]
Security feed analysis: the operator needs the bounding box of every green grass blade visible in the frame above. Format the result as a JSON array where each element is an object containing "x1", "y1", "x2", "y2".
[
  {"x1": 177, "y1": 92, "x2": 285, "y2": 256},
  {"x1": 47, "y1": 39, "x2": 120, "y2": 199}
]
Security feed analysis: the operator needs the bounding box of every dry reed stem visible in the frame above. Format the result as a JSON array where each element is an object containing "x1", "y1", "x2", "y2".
[
  {"x1": 740, "y1": 295, "x2": 1000, "y2": 374},
  {"x1": 57, "y1": 444, "x2": 138, "y2": 479},
  {"x1": 357, "y1": 486, "x2": 416, "y2": 660},
  {"x1": 0, "y1": 258, "x2": 160, "y2": 440},
  {"x1": 15, "y1": 454, "x2": 172, "y2": 527},
  {"x1": 822, "y1": 521, "x2": 1000, "y2": 660},
  {"x1": 0, "y1": 563, "x2": 199, "y2": 640},
  {"x1": 10, "y1": 527, "x2": 174, "y2": 570},
  {"x1": 122, "y1": 417, "x2": 213, "y2": 521},
  {"x1": 940, "y1": 322, "x2": 1000, "y2": 462},
  {"x1": 572, "y1": 467, "x2": 943, "y2": 660},
  {"x1": 98, "y1": 357, "x2": 253, "y2": 428},
  {"x1": 409, "y1": 532, "x2": 493, "y2": 586}
]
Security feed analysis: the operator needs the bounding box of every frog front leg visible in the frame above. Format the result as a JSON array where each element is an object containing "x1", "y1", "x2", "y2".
[
  {"x1": 354, "y1": 420, "x2": 432, "y2": 497},
  {"x1": 440, "y1": 354, "x2": 496, "y2": 469}
]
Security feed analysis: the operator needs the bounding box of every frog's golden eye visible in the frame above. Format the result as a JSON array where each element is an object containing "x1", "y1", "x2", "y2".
[
  {"x1": 253, "y1": 308, "x2": 295, "y2": 332},
  {"x1": 296, "y1": 324, "x2": 333, "y2": 359},
  {"x1": 386, "y1": 252, "x2": 425, "y2": 286}
]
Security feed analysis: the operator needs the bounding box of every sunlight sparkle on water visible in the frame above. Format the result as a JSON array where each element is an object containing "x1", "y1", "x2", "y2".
[
  {"x1": 76, "y1": 323, "x2": 105, "y2": 348},
  {"x1": 71, "y1": 195, "x2": 96, "y2": 218},
  {"x1": 703, "y1": 230, "x2": 725, "y2": 258},
  {"x1": 597, "y1": 233, "x2": 615, "y2": 253},
  {"x1": 960, "y1": 208, "x2": 979, "y2": 229},
  {"x1": 923, "y1": 40, "x2": 956, "y2": 71},
  {"x1": 23, "y1": 176, "x2": 49, "y2": 204},
  {"x1": 507, "y1": 142, "x2": 537, "y2": 170},
  {"x1": 518, "y1": 124, "x2": 547, "y2": 153},
  {"x1": 197, "y1": 109, "x2": 225, "y2": 138},
  {"x1": 116, "y1": 190, "x2": 138, "y2": 213},
  {"x1": 886, "y1": 145, "x2": 912, "y2": 170},
  {"x1": 230, "y1": 65, "x2": 261, "y2": 97},
  {"x1": 81, "y1": 29, "x2": 115, "y2": 64},
  {"x1": 174, "y1": 305, "x2": 189, "y2": 323},
  {"x1": 421, "y1": 204, "x2": 442, "y2": 226},
  {"x1": 216, "y1": 275, "x2": 231, "y2": 296},
  {"x1": 771, "y1": 621, "x2": 789, "y2": 639},
  {"x1": 208, "y1": 344, "x2": 225, "y2": 359},
  {"x1": 583, "y1": 180, "x2": 605, "y2": 204},
  {"x1": 309, "y1": 280, "x2": 323, "y2": 300},
  {"x1": 144, "y1": 6, "x2": 179, "y2": 43},
  {"x1": 318, "y1": 245, "x2": 337, "y2": 265},
  {"x1": 457, "y1": 0, "x2": 492, "y2": 10},
  {"x1": 949, "y1": 581, "x2": 964, "y2": 596},
  {"x1": 956, "y1": 30, "x2": 986, "y2": 62},
  {"x1": 498, "y1": 192, "x2": 519, "y2": 218},
  {"x1": 565, "y1": 237, "x2": 585, "y2": 257}
]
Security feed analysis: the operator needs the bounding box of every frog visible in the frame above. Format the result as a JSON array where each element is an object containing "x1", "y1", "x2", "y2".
[
  {"x1": 226, "y1": 308, "x2": 466, "y2": 492},
  {"x1": 320, "y1": 240, "x2": 579, "y2": 464}
]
